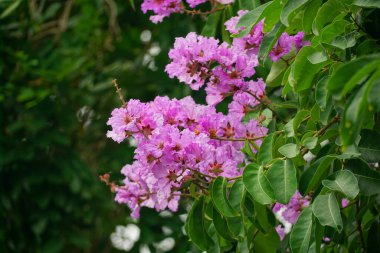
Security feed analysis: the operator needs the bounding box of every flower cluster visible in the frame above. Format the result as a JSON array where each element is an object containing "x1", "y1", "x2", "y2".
[
  {"x1": 141, "y1": 0, "x2": 233, "y2": 23},
  {"x1": 107, "y1": 96, "x2": 267, "y2": 218},
  {"x1": 272, "y1": 191, "x2": 311, "y2": 240},
  {"x1": 165, "y1": 32, "x2": 265, "y2": 109},
  {"x1": 224, "y1": 11, "x2": 308, "y2": 61}
]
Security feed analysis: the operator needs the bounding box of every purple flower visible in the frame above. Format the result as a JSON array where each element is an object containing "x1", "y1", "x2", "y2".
[
  {"x1": 341, "y1": 198, "x2": 349, "y2": 208},
  {"x1": 272, "y1": 191, "x2": 311, "y2": 240},
  {"x1": 225, "y1": 10, "x2": 248, "y2": 35},
  {"x1": 141, "y1": 0, "x2": 182, "y2": 23},
  {"x1": 108, "y1": 96, "x2": 268, "y2": 218}
]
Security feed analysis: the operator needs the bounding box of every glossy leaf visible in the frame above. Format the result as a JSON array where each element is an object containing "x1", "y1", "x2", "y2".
[
  {"x1": 267, "y1": 159, "x2": 297, "y2": 203},
  {"x1": 302, "y1": 0, "x2": 323, "y2": 33},
  {"x1": 243, "y1": 163, "x2": 275, "y2": 205},
  {"x1": 312, "y1": 0, "x2": 347, "y2": 35},
  {"x1": 212, "y1": 207, "x2": 235, "y2": 241},
  {"x1": 353, "y1": 0, "x2": 380, "y2": 8},
  {"x1": 358, "y1": 129, "x2": 380, "y2": 163},
  {"x1": 211, "y1": 177, "x2": 239, "y2": 217},
  {"x1": 322, "y1": 170, "x2": 359, "y2": 199},
  {"x1": 237, "y1": 1, "x2": 273, "y2": 37},
  {"x1": 187, "y1": 197, "x2": 213, "y2": 251},
  {"x1": 281, "y1": 0, "x2": 311, "y2": 26},
  {"x1": 257, "y1": 133, "x2": 275, "y2": 164},
  {"x1": 300, "y1": 155, "x2": 338, "y2": 194},
  {"x1": 346, "y1": 159, "x2": 380, "y2": 196},
  {"x1": 302, "y1": 136, "x2": 318, "y2": 150},
  {"x1": 201, "y1": 12, "x2": 222, "y2": 37},
  {"x1": 278, "y1": 143, "x2": 300, "y2": 158},
  {"x1": 289, "y1": 46, "x2": 330, "y2": 92},
  {"x1": 258, "y1": 22, "x2": 286, "y2": 62},
  {"x1": 312, "y1": 193, "x2": 343, "y2": 232},
  {"x1": 326, "y1": 54, "x2": 380, "y2": 99},
  {"x1": 290, "y1": 207, "x2": 314, "y2": 253}
]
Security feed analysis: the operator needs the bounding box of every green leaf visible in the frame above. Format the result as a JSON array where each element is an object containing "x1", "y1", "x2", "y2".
[
  {"x1": 329, "y1": 31, "x2": 358, "y2": 50},
  {"x1": 320, "y1": 19, "x2": 351, "y2": 44},
  {"x1": 312, "y1": 0, "x2": 347, "y2": 35},
  {"x1": 345, "y1": 159, "x2": 380, "y2": 196},
  {"x1": 312, "y1": 193, "x2": 343, "y2": 232},
  {"x1": 258, "y1": 133, "x2": 275, "y2": 164},
  {"x1": 212, "y1": 207, "x2": 235, "y2": 241},
  {"x1": 307, "y1": 47, "x2": 328, "y2": 64},
  {"x1": 368, "y1": 78, "x2": 380, "y2": 111},
  {"x1": 258, "y1": 22, "x2": 286, "y2": 62},
  {"x1": 326, "y1": 54, "x2": 380, "y2": 99},
  {"x1": 281, "y1": 0, "x2": 312, "y2": 26},
  {"x1": 266, "y1": 56, "x2": 288, "y2": 87},
  {"x1": 0, "y1": 0, "x2": 21, "y2": 19},
  {"x1": 187, "y1": 196, "x2": 213, "y2": 251},
  {"x1": 128, "y1": 0, "x2": 136, "y2": 10},
  {"x1": 302, "y1": 136, "x2": 318, "y2": 149},
  {"x1": 358, "y1": 129, "x2": 380, "y2": 163},
  {"x1": 300, "y1": 155, "x2": 338, "y2": 194},
  {"x1": 290, "y1": 207, "x2": 314, "y2": 253},
  {"x1": 201, "y1": 12, "x2": 222, "y2": 37},
  {"x1": 303, "y1": 0, "x2": 323, "y2": 33},
  {"x1": 322, "y1": 170, "x2": 360, "y2": 199},
  {"x1": 340, "y1": 69, "x2": 380, "y2": 146},
  {"x1": 238, "y1": 0, "x2": 261, "y2": 10},
  {"x1": 284, "y1": 119, "x2": 295, "y2": 137},
  {"x1": 243, "y1": 163, "x2": 275, "y2": 205},
  {"x1": 267, "y1": 159, "x2": 297, "y2": 203},
  {"x1": 293, "y1": 110, "x2": 310, "y2": 134},
  {"x1": 237, "y1": 1, "x2": 273, "y2": 37},
  {"x1": 211, "y1": 177, "x2": 239, "y2": 217},
  {"x1": 289, "y1": 46, "x2": 330, "y2": 92},
  {"x1": 253, "y1": 228, "x2": 281, "y2": 252},
  {"x1": 353, "y1": 0, "x2": 380, "y2": 8},
  {"x1": 228, "y1": 179, "x2": 245, "y2": 211},
  {"x1": 315, "y1": 76, "x2": 328, "y2": 109},
  {"x1": 278, "y1": 143, "x2": 300, "y2": 158}
]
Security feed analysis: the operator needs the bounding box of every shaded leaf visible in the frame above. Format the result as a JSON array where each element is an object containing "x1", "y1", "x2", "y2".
[
  {"x1": 243, "y1": 163, "x2": 275, "y2": 205},
  {"x1": 267, "y1": 159, "x2": 297, "y2": 203},
  {"x1": 312, "y1": 193, "x2": 343, "y2": 232}
]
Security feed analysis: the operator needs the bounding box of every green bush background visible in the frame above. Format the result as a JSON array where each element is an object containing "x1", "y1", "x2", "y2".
[{"x1": 0, "y1": 1, "x2": 201, "y2": 252}]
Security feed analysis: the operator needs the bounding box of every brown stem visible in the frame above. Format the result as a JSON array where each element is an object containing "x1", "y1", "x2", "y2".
[
  {"x1": 112, "y1": 79, "x2": 126, "y2": 106},
  {"x1": 212, "y1": 135, "x2": 267, "y2": 142},
  {"x1": 246, "y1": 91, "x2": 284, "y2": 121},
  {"x1": 356, "y1": 201, "x2": 367, "y2": 252},
  {"x1": 182, "y1": 7, "x2": 225, "y2": 16},
  {"x1": 300, "y1": 114, "x2": 340, "y2": 156}
]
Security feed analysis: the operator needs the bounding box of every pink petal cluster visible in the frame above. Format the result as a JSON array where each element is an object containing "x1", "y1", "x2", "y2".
[
  {"x1": 141, "y1": 0, "x2": 182, "y2": 23},
  {"x1": 272, "y1": 191, "x2": 311, "y2": 240},
  {"x1": 165, "y1": 32, "x2": 265, "y2": 107},
  {"x1": 141, "y1": 0, "x2": 233, "y2": 23},
  {"x1": 225, "y1": 12, "x2": 308, "y2": 61},
  {"x1": 107, "y1": 96, "x2": 267, "y2": 218}
]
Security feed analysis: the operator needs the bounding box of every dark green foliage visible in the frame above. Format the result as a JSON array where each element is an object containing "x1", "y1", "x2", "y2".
[{"x1": 0, "y1": 0, "x2": 200, "y2": 252}]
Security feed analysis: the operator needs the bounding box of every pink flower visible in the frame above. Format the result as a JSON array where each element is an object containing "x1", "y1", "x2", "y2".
[{"x1": 141, "y1": 0, "x2": 182, "y2": 23}]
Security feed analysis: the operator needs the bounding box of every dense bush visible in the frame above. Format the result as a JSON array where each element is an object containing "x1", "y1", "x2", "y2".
[{"x1": 107, "y1": 0, "x2": 380, "y2": 252}]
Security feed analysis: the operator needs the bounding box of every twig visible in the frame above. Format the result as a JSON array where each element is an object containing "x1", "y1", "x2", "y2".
[
  {"x1": 182, "y1": 7, "x2": 225, "y2": 17},
  {"x1": 356, "y1": 201, "x2": 367, "y2": 252},
  {"x1": 112, "y1": 79, "x2": 126, "y2": 106},
  {"x1": 212, "y1": 135, "x2": 267, "y2": 142},
  {"x1": 246, "y1": 91, "x2": 284, "y2": 121},
  {"x1": 300, "y1": 114, "x2": 340, "y2": 155}
]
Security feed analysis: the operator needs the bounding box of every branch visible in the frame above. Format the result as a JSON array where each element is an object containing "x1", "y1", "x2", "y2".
[
  {"x1": 300, "y1": 114, "x2": 340, "y2": 156},
  {"x1": 112, "y1": 79, "x2": 126, "y2": 106},
  {"x1": 211, "y1": 135, "x2": 267, "y2": 142}
]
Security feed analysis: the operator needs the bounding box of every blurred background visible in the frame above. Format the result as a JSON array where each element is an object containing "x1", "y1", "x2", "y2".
[{"x1": 0, "y1": 0, "x2": 204, "y2": 252}]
